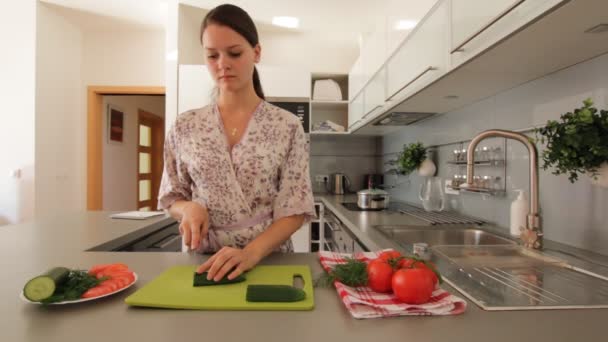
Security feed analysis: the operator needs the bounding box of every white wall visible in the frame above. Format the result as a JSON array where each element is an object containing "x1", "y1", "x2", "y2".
[
  {"x1": 102, "y1": 96, "x2": 165, "y2": 211},
  {"x1": 34, "y1": 12, "x2": 166, "y2": 218},
  {"x1": 0, "y1": 0, "x2": 36, "y2": 225},
  {"x1": 82, "y1": 30, "x2": 165, "y2": 86},
  {"x1": 35, "y1": 2, "x2": 84, "y2": 219}
]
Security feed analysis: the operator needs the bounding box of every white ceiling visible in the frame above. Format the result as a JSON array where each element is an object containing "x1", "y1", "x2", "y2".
[{"x1": 40, "y1": 0, "x2": 434, "y2": 35}]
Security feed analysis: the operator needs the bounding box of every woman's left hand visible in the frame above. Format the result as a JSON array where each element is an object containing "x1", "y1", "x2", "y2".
[{"x1": 196, "y1": 246, "x2": 263, "y2": 281}]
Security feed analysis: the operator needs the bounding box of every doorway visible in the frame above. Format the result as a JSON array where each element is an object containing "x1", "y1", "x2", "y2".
[
  {"x1": 137, "y1": 109, "x2": 164, "y2": 211},
  {"x1": 87, "y1": 86, "x2": 165, "y2": 210}
]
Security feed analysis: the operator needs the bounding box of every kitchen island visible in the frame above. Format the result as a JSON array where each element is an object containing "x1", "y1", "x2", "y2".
[{"x1": 1, "y1": 202, "x2": 606, "y2": 342}]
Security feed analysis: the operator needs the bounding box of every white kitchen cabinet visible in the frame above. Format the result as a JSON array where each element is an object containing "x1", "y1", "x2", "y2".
[
  {"x1": 361, "y1": 22, "x2": 387, "y2": 89},
  {"x1": 348, "y1": 56, "x2": 364, "y2": 101},
  {"x1": 257, "y1": 65, "x2": 311, "y2": 98},
  {"x1": 386, "y1": 0, "x2": 438, "y2": 57},
  {"x1": 348, "y1": 91, "x2": 365, "y2": 130},
  {"x1": 291, "y1": 223, "x2": 311, "y2": 253},
  {"x1": 450, "y1": 0, "x2": 566, "y2": 68},
  {"x1": 362, "y1": 66, "x2": 386, "y2": 122},
  {"x1": 385, "y1": 0, "x2": 448, "y2": 103}
]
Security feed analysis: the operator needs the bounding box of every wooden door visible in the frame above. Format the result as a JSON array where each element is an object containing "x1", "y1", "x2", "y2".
[{"x1": 137, "y1": 110, "x2": 164, "y2": 211}]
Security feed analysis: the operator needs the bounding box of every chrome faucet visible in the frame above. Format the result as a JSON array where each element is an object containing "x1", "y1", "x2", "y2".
[{"x1": 466, "y1": 129, "x2": 542, "y2": 249}]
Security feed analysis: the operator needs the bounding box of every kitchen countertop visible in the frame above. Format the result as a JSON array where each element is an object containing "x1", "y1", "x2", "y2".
[{"x1": 1, "y1": 206, "x2": 607, "y2": 341}]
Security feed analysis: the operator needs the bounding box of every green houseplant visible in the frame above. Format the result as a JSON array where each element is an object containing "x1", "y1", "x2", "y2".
[
  {"x1": 536, "y1": 98, "x2": 608, "y2": 186},
  {"x1": 397, "y1": 142, "x2": 428, "y2": 175}
]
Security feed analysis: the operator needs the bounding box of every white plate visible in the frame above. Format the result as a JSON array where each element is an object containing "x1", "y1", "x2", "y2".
[{"x1": 20, "y1": 272, "x2": 138, "y2": 305}]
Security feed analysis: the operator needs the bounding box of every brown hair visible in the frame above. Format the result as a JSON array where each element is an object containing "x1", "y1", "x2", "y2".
[{"x1": 200, "y1": 4, "x2": 265, "y2": 100}]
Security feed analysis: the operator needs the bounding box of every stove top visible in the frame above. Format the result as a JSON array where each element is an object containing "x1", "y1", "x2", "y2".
[{"x1": 341, "y1": 202, "x2": 387, "y2": 211}]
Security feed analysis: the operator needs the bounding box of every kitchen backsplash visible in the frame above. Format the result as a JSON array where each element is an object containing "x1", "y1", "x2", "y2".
[
  {"x1": 310, "y1": 135, "x2": 381, "y2": 193},
  {"x1": 382, "y1": 52, "x2": 608, "y2": 256}
]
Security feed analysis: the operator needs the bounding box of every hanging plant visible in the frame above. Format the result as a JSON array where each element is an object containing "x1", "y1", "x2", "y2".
[
  {"x1": 397, "y1": 142, "x2": 427, "y2": 176},
  {"x1": 536, "y1": 98, "x2": 608, "y2": 184}
]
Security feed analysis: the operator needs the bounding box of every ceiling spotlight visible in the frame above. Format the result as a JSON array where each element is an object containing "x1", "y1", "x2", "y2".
[
  {"x1": 272, "y1": 16, "x2": 299, "y2": 29},
  {"x1": 395, "y1": 20, "x2": 418, "y2": 31}
]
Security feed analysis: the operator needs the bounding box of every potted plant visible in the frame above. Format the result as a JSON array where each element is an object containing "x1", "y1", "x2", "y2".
[
  {"x1": 536, "y1": 98, "x2": 608, "y2": 187},
  {"x1": 397, "y1": 142, "x2": 435, "y2": 176}
]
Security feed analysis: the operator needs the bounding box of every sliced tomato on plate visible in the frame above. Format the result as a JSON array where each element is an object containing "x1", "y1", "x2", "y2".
[
  {"x1": 81, "y1": 285, "x2": 114, "y2": 298},
  {"x1": 100, "y1": 280, "x2": 120, "y2": 292},
  {"x1": 89, "y1": 263, "x2": 129, "y2": 276}
]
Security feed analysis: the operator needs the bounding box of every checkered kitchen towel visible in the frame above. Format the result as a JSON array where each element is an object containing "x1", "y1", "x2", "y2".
[{"x1": 318, "y1": 250, "x2": 467, "y2": 319}]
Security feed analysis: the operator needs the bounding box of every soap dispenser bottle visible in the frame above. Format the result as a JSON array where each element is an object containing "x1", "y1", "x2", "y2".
[{"x1": 510, "y1": 189, "x2": 528, "y2": 237}]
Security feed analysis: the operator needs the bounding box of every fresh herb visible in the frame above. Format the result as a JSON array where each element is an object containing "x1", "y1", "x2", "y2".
[
  {"x1": 315, "y1": 258, "x2": 368, "y2": 288},
  {"x1": 397, "y1": 142, "x2": 427, "y2": 175},
  {"x1": 41, "y1": 270, "x2": 105, "y2": 304},
  {"x1": 536, "y1": 98, "x2": 608, "y2": 183}
]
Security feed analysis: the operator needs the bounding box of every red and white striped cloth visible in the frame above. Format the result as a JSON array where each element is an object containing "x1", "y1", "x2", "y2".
[{"x1": 319, "y1": 250, "x2": 467, "y2": 319}]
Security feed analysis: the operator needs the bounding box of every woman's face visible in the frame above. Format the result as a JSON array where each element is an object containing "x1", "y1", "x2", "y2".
[{"x1": 202, "y1": 24, "x2": 261, "y2": 94}]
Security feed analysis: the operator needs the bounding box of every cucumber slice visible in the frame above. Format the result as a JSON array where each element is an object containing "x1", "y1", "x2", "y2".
[
  {"x1": 193, "y1": 272, "x2": 246, "y2": 286},
  {"x1": 23, "y1": 267, "x2": 70, "y2": 302}
]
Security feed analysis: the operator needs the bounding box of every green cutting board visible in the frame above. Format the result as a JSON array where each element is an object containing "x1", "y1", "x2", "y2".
[{"x1": 124, "y1": 265, "x2": 314, "y2": 311}]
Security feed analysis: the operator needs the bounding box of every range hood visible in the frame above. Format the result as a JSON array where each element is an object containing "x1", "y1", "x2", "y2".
[{"x1": 372, "y1": 111, "x2": 436, "y2": 126}]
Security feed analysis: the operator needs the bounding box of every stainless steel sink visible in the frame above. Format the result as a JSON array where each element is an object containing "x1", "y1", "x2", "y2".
[
  {"x1": 433, "y1": 245, "x2": 608, "y2": 310},
  {"x1": 373, "y1": 225, "x2": 516, "y2": 247}
]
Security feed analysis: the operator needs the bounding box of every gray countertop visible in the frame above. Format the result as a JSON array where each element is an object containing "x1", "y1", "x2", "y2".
[{"x1": 1, "y1": 205, "x2": 607, "y2": 342}]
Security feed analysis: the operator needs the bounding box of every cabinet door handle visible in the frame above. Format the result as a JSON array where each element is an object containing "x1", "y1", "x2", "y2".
[
  {"x1": 348, "y1": 119, "x2": 362, "y2": 128},
  {"x1": 386, "y1": 66, "x2": 437, "y2": 101},
  {"x1": 363, "y1": 105, "x2": 382, "y2": 118},
  {"x1": 451, "y1": 0, "x2": 526, "y2": 53}
]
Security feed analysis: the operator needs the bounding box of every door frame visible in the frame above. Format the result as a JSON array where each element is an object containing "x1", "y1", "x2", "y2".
[{"x1": 87, "y1": 85, "x2": 165, "y2": 210}]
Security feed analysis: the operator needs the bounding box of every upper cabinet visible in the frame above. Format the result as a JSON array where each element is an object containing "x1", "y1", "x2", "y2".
[
  {"x1": 361, "y1": 23, "x2": 388, "y2": 87},
  {"x1": 449, "y1": 0, "x2": 565, "y2": 68},
  {"x1": 385, "y1": 0, "x2": 448, "y2": 103},
  {"x1": 451, "y1": 0, "x2": 525, "y2": 51},
  {"x1": 257, "y1": 65, "x2": 311, "y2": 99},
  {"x1": 348, "y1": 57, "x2": 364, "y2": 101},
  {"x1": 349, "y1": 0, "x2": 608, "y2": 135}
]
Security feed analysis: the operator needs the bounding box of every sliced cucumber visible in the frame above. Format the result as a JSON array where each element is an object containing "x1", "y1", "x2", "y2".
[
  {"x1": 193, "y1": 272, "x2": 246, "y2": 287},
  {"x1": 246, "y1": 285, "x2": 306, "y2": 302},
  {"x1": 23, "y1": 267, "x2": 70, "y2": 302}
]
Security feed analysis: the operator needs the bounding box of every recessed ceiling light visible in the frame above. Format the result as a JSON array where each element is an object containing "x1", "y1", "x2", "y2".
[
  {"x1": 272, "y1": 16, "x2": 299, "y2": 29},
  {"x1": 395, "y1": 20, "x2": 418, "y2": 31}
]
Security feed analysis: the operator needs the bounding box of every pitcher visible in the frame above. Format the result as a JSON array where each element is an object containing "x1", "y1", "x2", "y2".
[{"x1": 419, "y1": 177, "x2": 445, "y2": 212}]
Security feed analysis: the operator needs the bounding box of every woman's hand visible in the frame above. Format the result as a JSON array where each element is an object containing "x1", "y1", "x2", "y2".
[
  {"x1": 196, "y1": 246, "x2": 263, "y2": 281},
  {"x1": 178, "y1": 201, "x2": 210, "y2": 250}
]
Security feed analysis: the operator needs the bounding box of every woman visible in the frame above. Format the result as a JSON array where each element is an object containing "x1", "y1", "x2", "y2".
[{"x1": 158, "y1": 4, "x2": 315, "y2": 283}]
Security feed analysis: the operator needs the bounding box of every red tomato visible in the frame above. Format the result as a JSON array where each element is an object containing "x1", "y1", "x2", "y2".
[
  {"x1": 391, "y1": 268, "x2": 435, "y2": 304},
  {"x1": 378, "y1": 251, "x2": 402, "y2": 261},
  {"x1": 411, "y1": 261, "x2": 439, "y2": 286},
  {"x1": 81, "y1": 285, "x2": 113, "y2": 298},
  {"x1": 97, "y1": 268, "x2": 133, "y2": 279},
  {"x1": 100, "y1": 280, "x2": 119, "y2": 292},
  {"x1": 366, "y1": 259, "x2": 394, "y2": 293},
  {"x1": 89, "y1": 263, "x2": 129, "y2": 276},
  {"x1": 111, "y1": 275, "x2": 135, "y2": 288}
]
